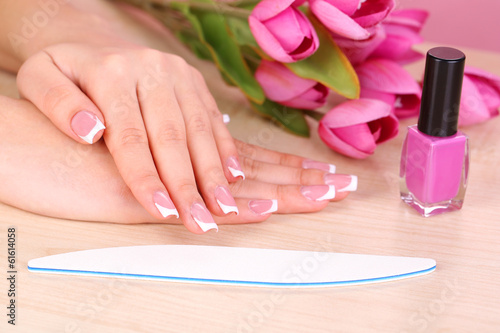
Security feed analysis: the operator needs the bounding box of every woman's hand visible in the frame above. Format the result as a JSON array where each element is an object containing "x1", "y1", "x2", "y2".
[
  {"x1": 16, "y1": 42, "x2": 244, "y2": 234},
  {"x1": 0, "y1": 97, "x2": 356, "y2": 228}
]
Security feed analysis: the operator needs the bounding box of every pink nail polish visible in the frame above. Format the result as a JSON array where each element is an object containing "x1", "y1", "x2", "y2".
[
  {"x1": 400, "y1": 47, "x2": 469, "y2": 217},
  {"x1": 227, "y1": 156, "x2": 245, "y2": 180},
  {"x1": 215, "y1": 186, "x2": 238, "y2": 215},
  {"x1": 324, "y1": 174, "x2": 358, "y2": 192},
  {"x1": 191, "y1": 203, "x2": 218, "y2": 232},
  {"x1": 71, "y1": 110, "x2": 105, "y2": 144},
  {"x1": 302, "y1": 159, "x2": 336, "y2": 173},
  {"x1": 248, "y1": 199, "x2": 278, "y2": 215},
  {"x1": 301, "y1": 185, "x2": 336, "y2": 201},
  {"x1": 153, "y1": 191, "x2": 179, "y2": 218}
]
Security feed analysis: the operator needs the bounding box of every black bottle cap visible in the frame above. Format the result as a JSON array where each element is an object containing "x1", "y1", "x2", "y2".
[{"x1": 418, "y1": 47, "x2": 466, "y2": 137}]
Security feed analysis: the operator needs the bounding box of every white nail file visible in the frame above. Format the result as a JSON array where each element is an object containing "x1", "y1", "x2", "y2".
[{"x1": 28, "y1": 245, "x2": 436, "y2": 288}]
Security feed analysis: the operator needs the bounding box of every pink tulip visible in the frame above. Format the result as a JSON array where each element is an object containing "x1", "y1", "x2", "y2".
[
  {"x1": 318, "y1": 98, "x2": 398, "y2": 159},
  {"x1": 255, "y1": 60, "x2": 329, "y2": 109},
  {"x1": 310, "y1": 0, "x2": 395, "y2": 40},
  {"x1": 334, "y1": 25, "x2": 386, "y2": 66},
  {"x1": 356, "y1": 58, "x2": 421, "y2": 119},
  {"x1": 371, "y1": 9, "x2": 429, "y2": 64},
  {"x1": 459, "y1": 66, "x2": 500, "y2": 126},
  {"x1": 249, "y1": 0, "x2": 319, "y2": 63}
]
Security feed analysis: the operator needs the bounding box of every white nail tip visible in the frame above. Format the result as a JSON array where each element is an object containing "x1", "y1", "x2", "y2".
[
  {"x1": 228, "y1": 166, "x2": 245, "y2": 180},
  {"x1": 316, "y1": 186, "x2": 336, "y2": 201},
  {"x1": 338, "y1": 176, "x2": 358, "y2": 192},
  {"x1": 328, "y1": 165, "x2": 336, "y2": 173},
  {"x1": 217, "y1": 199, "x2": 239, "y2": 215},
  {"x1": 223, "y1": 114, "x2": 230, "y2": 124},
  {"x1": 193, "y1": 218, "x2": 219, "y2": 232},
  {"x1": 263, "y1": 200, "x2": 278, "y2": 214},
  {"x1": 79, "y1": 118, "x2": 106, "y2": 144},
  {"x1": 154, "y1": 203, "x2": 179, "y2": 218}
]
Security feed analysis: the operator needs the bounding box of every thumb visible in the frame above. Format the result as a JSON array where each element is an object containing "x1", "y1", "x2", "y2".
[{"x1": 17, "y1": 51, "x2": 105, "y2": 144}]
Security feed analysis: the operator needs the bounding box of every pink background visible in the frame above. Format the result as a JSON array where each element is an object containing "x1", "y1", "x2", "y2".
[{"x1": 397, "y1": 0, "x2": 500, "y2": 53}]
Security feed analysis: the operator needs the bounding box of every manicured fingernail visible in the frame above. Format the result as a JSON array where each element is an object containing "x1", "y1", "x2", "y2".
[
  {"x1": 301, "y1": 185, "x2": 336, "y2": 201},
  {"x1": 324, "y1": 174, "x2": 358, "y2": 192},
  {"x1": 249, "y1": 199, "x2": 278, "y2": 215},
  {"x1": 191, "y1": 203, "x2": 218, "y2": 232},
  {"x1": 227, "y1": 156, "x2": 245, "y2": 180},
  {"x1": 223, "y1": 114, "x2": 230, "y2": 124},
  {"x1": 302, "y1": 159, "x2": 336, "y2": 173},
  {"x1": 215, "y1": 186, "x2": 238, "y2": 215},
  {"x1": 153, "y1": 191, "x2": 179, "y2": 218},
  {"x1": 71, "y1": 110, "x2": 105, "y2": 144}
]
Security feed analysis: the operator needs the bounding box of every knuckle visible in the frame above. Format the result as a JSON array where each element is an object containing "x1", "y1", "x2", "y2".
[
  {"x1": 279, "y1": 153, "x2": 294, "y2": 166},
  {"x1": 237, "y1": 141, "x2": 258, "y2": 159},
  {"x1": 156, "y1": 122, "x2": 186, "y2": 145},
  {"x1": 42, "y1": 84, "x2": 74, "y2": 115},
  {"x1": 128, "y1": 172, "x2": 159, "y2": 191},
  {"x1": 241, "y1": 156, "x2": 259, "y2": 179},
  {"x1": 117, "y1": 127, "x2": 149, "y2": 147},
  {"x1": 186, "y1": 113, "x2": 211, "y2": 135},
  {"x1": 101, "y1": 53, "x2": 129, "y2": 76},
  {"x1": 175, "y1": 181, "x2": 198, "y2": 196}
]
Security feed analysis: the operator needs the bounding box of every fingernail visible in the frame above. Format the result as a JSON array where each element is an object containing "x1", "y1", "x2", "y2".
[
  {"x1": 227, "y1": 156, "x2": 245, "y2": 180},
  {"x1": 191, "y1": 203, "x2": 218, "y2": 232},
  {"x1": 249, "y1": 199, "x2": 278, "y2": 215},
  {"x1": 223, "y1": 114, "x2": 230, "y2": 124},
  {"x1": 324, "y1": 174, "x2": 358, "y2": 192},
  {"x1": 153, "y1": 191, "x2": 179, "y2": 218},
  {"x1": 302, "y1": 159, "x2": 336, "y2": 173},
  {"x1": 215, "y1": 186, "x2": 238, "y2": 215},
  {"x1": 71, "y1": 110, "x2": 105, "y2": 144},
  {"x1": 301, "y1": 185, "x2": 336, "y2": 201}
]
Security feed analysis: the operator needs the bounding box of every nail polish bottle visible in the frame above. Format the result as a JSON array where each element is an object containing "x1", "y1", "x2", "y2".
[{"x1": 400, "y1": 47, "x2": 469, "y2": 217}]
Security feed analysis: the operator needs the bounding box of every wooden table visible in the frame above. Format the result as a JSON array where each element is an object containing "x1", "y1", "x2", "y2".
[{"x1": 1, "y1": 16, "x2": 499, "y2": 332}]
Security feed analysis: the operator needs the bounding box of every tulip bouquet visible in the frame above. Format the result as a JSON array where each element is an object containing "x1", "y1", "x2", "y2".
[{"x1": 119, "y1": 0, "x2": 500, "y2": 158}]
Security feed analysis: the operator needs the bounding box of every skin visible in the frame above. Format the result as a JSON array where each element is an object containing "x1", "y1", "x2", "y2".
[
  {"x1": 0, "y1": 0, "x2": 351, "y2": 232},
  {"x1": 0, "y1": 96, "x2": 347, "y2": 225}
]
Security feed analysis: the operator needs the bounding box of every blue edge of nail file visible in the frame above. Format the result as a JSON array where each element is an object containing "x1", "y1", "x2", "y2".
[{"x1": 28, "y1": 245, "x2": 436, "y2": 288}]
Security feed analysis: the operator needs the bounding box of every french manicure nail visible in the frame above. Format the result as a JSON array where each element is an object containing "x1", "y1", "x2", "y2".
[
  {"x1": 153, "y1": 191, "x2": 179, "y2": 218},
  {"x1": 215, "y1": 186, "x2": 238, "y2": 215},
  {"x1": 324, "y1": 174, "x2": 358, "y2": 192},
  {"x1": 301, "y1": 185, "x2": 336, "y2": 201},
  {"x1": 71, "y1": 110, "x2": 105, "y2": 144},
  {"x1": 191, "y1": 203, "x2": 218, "y2": 232},
  {"x1": 227, "y1": 156, "x2": 245, "y2": 180},
  {"x1": 302, "y1": 159, "x2": 336, "y2": 173},
  {"x1": 249, "y1": 199, "x2": 278, "y2": 215},
  {"x1": 223, "y1": 114, "x2": 230, "y2": 124}
]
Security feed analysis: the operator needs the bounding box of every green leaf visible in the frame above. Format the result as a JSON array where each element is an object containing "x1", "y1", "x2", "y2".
[
  {"x1": 226, "y1": 17, "x2": 258, "y2": 47},
  {"x1": 250, "y1": 99, "x2": 310, "y2": 137},
  {"x1": 171, "y1": 1, "x2": 265, "y2": 103},
  {"x1": 176, "y1": 31, "x2": 212, "y2": 60},
  {"x1": 285, "y1": 14, "x2": 360, "y2": 99}
]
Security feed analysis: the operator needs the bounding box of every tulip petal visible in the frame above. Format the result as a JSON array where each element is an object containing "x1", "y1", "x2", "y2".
[
  {"x1": 310, "y1": 0, "x2": 370, "y2": 40},
  {"x1": 264, "y1": 7, "x2": 310, "y2": 53},
  {"x1": 255, "y1": 60, "x2": 317, "y2": 101},
  {"x1": 318, "y1": 122, "x2": 373, "y2": 159},
  {"x1": 249, "y1": 16, "x2": 294, "y2": 62},
  {"x1": 323, "y1": 0, "x2": 360, "y2": 16},
  {"x1": 334, "y1": 25, "x2": 386, "y2": 65},
  {"x1": 384, "y1": 9, "x2": 429, "y2": 30},
  {"x1": 252, "y1": 0, "x2": 297, "y2": 21},
  {"x1": 459, "y1": 75, "x2": 495, "y2": 126},
  {"x1": 321, "y1": 98, "x2": 392, "y2": 128},
  {"x1": 353, "y1": 0, "x2": 395, "y2": 28},
  {"x1": 356, "y1": 58, "x2": 421, "y2": 95},
  {"x1": 464, "y1": 66, "x2": 500, "y2": 95},
  {"x1": 282, "y1": 83, "x2": 329, "y2": 109}
]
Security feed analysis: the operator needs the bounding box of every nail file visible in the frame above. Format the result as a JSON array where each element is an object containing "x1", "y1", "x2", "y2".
[{"x1": 27, "y1": 245, "x2": 436, "y2": 288}]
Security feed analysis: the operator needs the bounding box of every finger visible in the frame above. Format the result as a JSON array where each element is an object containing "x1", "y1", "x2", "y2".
[
  {"x1": 192, "y1": 70, "x2": 245, "y2": 182},
  {"x1": 235, "y1": 139, "x2": 336, "y2": 173},
  {"x1": 138, "y1": 74, "x2": 221, "y2": 233},
  {"x1": 16, "y1": 51, "x2": 106, "y2": 144},
  {"x1": 83, "y1": 69, "x2": 181, "y2": 223},
  {"x1": 229, "y1": 180, "x2": 349, "y2": 214},
  {"x1": 213, "y1": 198, "x2": 278, "y2": 224},
  {"x1": 174, "y1": 65, "x2": 238, "y2": 217}
]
